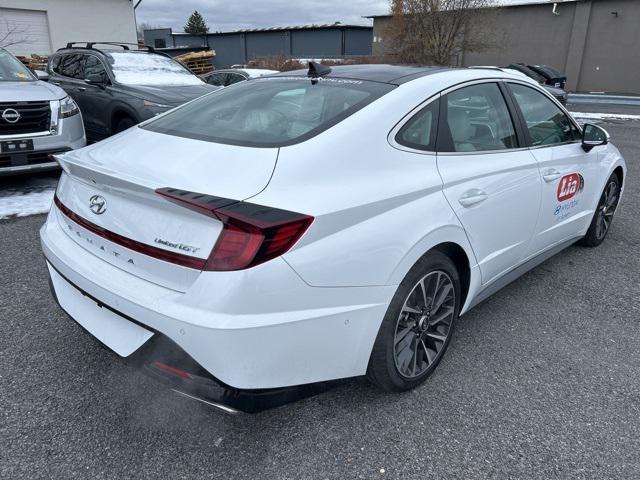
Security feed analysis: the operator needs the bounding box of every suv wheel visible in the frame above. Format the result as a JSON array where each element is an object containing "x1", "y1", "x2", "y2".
[{"x1": 114, "y1": 116, "x2": 136, "y2": 134}]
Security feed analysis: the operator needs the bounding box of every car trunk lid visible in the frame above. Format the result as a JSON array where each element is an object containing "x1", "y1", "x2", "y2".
[{"x1": 53, "y1": 127, "x2": 278, "y2": 291}]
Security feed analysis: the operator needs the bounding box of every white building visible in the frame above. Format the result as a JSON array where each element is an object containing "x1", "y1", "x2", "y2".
[{"x1": 0, "y1": 0, "x2": 137, "y2": 56}]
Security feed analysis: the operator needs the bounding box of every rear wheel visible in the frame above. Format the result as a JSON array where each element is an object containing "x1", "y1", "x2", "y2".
[
  {"x1": 367, "y1": 251, "x2": 461, "y2": 392},
  {"x1": 580, "y1": 173, "x2": 620, "y2": 247}
]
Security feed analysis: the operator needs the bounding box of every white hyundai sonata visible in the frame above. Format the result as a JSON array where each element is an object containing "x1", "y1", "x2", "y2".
[{"x1": 41, "y1": 63, "x2": 626, "y2": 410}]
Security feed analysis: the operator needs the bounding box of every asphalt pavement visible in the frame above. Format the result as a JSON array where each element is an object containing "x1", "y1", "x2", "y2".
[{"x1": 1, "y1": 117, "x2": 639, "y2": 479}]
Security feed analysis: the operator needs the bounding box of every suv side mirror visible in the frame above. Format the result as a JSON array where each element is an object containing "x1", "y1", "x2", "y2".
[
  {"x1": 85, "y1": 74, "x2": 107, "y2": 87},
  {"x1": 582, "y1": 123, "x2": 609, "y2": 152},
  {"x1": 34, "y1": 70, "x2": 49, "y2": 81}
]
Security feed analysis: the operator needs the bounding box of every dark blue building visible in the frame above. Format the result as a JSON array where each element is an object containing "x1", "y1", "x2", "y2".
[{"x1": 143, "y1": 24, "x2": 373, "y2": 68}]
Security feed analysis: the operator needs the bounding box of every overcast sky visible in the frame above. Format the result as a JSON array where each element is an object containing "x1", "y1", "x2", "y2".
[{"x1": 135, "y1": 0, "x2": 539, "y2": 33}]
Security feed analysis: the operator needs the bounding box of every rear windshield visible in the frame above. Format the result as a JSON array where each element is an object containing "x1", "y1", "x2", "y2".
[
  {"x1": 107, "y1": 52, "x2": 203, "y2": 86},
  {"x1": 143, "y1": 77, "x2": 394, "y2": 147}
]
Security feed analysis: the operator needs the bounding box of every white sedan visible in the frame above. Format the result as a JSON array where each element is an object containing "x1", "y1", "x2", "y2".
[{"x1": 41, "y1": 64, "x2": 626, "y2": 409}]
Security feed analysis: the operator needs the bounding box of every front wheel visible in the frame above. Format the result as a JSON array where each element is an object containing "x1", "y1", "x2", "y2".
[
  {"x1": 580, "y1": 173, "x2": 620, "y2": 247},
  {"x1": 114, "y1": 116, "x2": 136, "y2": 134},
  {"x1": 367, "y1": 251, "x2": 461, "y2": 392}
]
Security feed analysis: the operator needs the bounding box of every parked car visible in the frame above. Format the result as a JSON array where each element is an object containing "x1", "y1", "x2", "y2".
[
  {"x1": 481, "y1": 65, "x2": 567, "y2": 105},
  {"x1": 47, "y1": 43, "x2": 219, "y2": 142},
  {"x1": 200, "y1": 68, "x2": 279, "y2": 87},
  {"x1": 527, "y1": 64, "x2": 567, "y2": 89},
  {"x1": 0, "y1": 47, "x2": 85, "y2": 176},
  {"x1": 41, "y1": 64, "x2": 625, "y2": 413},
  {"x1": 508, "y1": 63, "x2": 567, "y2": 90}
]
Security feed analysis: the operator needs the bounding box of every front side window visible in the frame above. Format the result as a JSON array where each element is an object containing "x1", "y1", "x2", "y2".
[
  {"x1": 143, "y1": 77, "x2": 393, "y2": 147},
  {"x1": 0, "y1": 49, "x2": 35, "y2": 82},
  {"x1": 83, "y1": 55, "x2": 108, "y2": 82},
  {"x1": 107, "y1": 52, "x2": 203, "y2": 86},
  {"x1": 395, "y1": 99, "x2": 439, "y2": 151},
  {"x1": 441, "y1": 83, "x2": 517, "y2": 152},
  {"x1": 509, "y1": 83, "x2": 579, "y2": 146}
]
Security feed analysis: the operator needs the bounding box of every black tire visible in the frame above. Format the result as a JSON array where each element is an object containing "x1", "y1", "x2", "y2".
[
  {"x1": 579, "y1": 173, "x2": 620, "y2": 247},
  {"x1": 367, "y1": 251, "x2": 461, "y2": 392},
  {"x1": 114, "y1": 116, "x2": 135, "y2": 134}
]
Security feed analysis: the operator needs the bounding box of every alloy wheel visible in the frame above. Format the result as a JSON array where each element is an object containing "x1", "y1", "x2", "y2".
[
  {"x1": 393, "y1": 271, "x2": 456, "y2": 379},
  {"x1": 595, "y1": 180, "x2": 619, "y2": 240}
]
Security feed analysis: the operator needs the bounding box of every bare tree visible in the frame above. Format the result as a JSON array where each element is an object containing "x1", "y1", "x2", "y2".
[
  {"x1": 0, "y1": 17, "x2": 30, "y2": 49},
  {"x1": 137, "y1": 22, "x2": 159, "y2": 42},
  {"x1": 386, "y1": 0, "x2": 496, "y2": 65}
]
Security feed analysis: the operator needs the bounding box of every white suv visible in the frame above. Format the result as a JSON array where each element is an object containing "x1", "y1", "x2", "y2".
[
  {"x1": 40, "y1": 64, "x2": 625, "y2": 411},
  {"x1": 0, "y1": 48, "x2": 85, "y2": 176}
]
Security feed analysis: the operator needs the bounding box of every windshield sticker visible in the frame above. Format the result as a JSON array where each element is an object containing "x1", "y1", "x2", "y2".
[{"x1": 557, "y1": 173, "x2": 584, "y2": 202}]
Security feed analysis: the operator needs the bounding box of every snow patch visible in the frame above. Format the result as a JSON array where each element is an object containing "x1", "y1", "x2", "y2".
[
  {"x1": 570, "y1": 111, "x2": 640, "y2": 121},
  {"x1": 0, "y1": 189, "x2": 54, "y2": 219},
  {"x1": 109, "y1": 52, "x2": 204, "y2": 86}
]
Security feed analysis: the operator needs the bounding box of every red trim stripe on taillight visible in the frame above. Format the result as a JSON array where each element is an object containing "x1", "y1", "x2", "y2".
[
  {"x1": 53, "y1": 194, "x2": 207, "y2": 270},
  {"x1": 155, "y1": 187, "x2": 314, "y2": 271}
]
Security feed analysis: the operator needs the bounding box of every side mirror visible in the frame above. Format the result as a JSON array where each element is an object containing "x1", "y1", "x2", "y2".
[
  {"x1": 582, "y1": 123, "x2": 609, "y2": 152},
  {"x1": 34, "y1": 70, "x2": 49, "y2": 81},
  {"x1": 85, "y1": 74, "x2": 106, "y2": 87}
]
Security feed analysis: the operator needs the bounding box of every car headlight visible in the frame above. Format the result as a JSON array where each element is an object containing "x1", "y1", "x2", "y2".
[
  {"x1": 59, "y1": 96, "x2": 79, "y2": 118},
  {"x1": 143, "y1": 100, "x2": 173, "y2": 109}
]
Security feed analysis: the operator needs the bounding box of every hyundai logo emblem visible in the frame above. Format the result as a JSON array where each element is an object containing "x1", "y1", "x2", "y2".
[
  {"x1": 2, "y1": 108, "x2": 21, "y2": 124},
  {"x1": 89, "y1": 195, "x2": 107, "y2": 215}
]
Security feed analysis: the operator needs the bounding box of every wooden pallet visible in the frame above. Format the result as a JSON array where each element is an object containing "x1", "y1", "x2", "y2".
[
  {"x1": 175, "y1": 50, "x2": 216, "y2": 75},
  {"x1": 17, "y1": 54, "x2": 48, "y2": 71}
]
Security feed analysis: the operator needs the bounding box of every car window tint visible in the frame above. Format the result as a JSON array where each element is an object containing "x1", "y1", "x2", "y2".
[
  {"x1": 144, "y1": 77, "x2": 394, "y2": 147},
  {"x1": 440, "y1": 83, "x2": 517, "y2": 153},
  {"x1": 509, "y1": 83, "x2": 577, "y2": 146},
  {"x1": 226, "y1": 73, "x2": 245, "y2": 86},
  {"x1": 58, "y1": 54, "x2": 85, "y2": 79},
  {"x1": 395, "y1": 99, "x2": 438, "y2": 151},
  {"x1": 83, "y1": 55, "x2": 107, "y2": 81},
  {"x1": 206, "y1": 72, "x2": 226, "y2": 86}
]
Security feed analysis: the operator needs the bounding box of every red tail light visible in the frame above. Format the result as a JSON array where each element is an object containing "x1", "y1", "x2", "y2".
[{"x1": 156, "y1": 188, "x2": 313, "y2": 271}]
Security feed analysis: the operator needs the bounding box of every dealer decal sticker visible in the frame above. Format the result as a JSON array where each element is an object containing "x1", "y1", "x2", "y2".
[
  {"x1": 557, "y1": 173, "x2": 584, "y2": 202},
  {"x1": 553, "y1": 173, "x2": 585, "y2": 222}
]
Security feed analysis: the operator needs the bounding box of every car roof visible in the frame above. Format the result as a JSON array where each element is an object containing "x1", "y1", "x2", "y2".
[{"x1": 274, "y1": 64, "x2": 461, "y2": 85}]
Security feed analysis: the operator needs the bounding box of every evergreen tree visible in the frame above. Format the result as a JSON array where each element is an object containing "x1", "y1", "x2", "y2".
[{"x1": 184, "y1": 11, "x2": 209, "y2": 34}]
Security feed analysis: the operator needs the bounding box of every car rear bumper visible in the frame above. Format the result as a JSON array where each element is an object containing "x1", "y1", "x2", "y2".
[
  {"x1": 40, "y1": 205, "x2": 395, "y2": 390},
  {"x1": 0, "y1": 113, "x2": 85, "y2": 176}
]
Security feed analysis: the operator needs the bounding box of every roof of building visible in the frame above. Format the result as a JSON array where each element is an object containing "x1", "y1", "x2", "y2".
[
  {"x1": 273, "y1": 64, "x2": 460, "y2": 85},
  {"x1": 364, "y1": 0, "x2": 578, "y2": 18},
  {"x1": 168, "y1": 23, "x2": 372, "y2": 36}
]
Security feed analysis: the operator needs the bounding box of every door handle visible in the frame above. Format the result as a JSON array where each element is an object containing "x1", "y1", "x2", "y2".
[
  {"x1": 459, "y1": 189, "x2": 489, "y2": 208},
  {"x1": 77, "y1": 87, "x2": 87, "y2": 91},
  {"x1": 542, "y1": 169, "x2": 562, "y2": 183}
]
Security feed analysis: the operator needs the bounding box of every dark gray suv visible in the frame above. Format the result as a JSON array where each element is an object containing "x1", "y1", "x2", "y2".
[{"x1": 48, "y1": 43, "x2": 218, "y2": 142}]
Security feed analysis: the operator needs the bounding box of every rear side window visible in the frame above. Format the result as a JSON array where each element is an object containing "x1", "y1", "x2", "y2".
[
  {"x1": 509, "y1": 83, "x2": 579, "y2": 146},
  {"x1": 226, "y1": 73, "x2": 246, "y2": 85},
  {"x1": 395, "y1": 99, "x2": 439, "y2": 151},
  {"x1": 144, "y1": 77, "x2": 394, "y2": 147},
  {"x1": 205, "y1": 72, "x2": 226, "y2": 86},
  {"x1": 440, "y1": 83, "x2": 517, "y2": 153}
]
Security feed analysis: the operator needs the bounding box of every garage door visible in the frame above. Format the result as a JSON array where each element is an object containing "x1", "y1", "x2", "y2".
[{"x1": 0, "y1": 8, "x2": 52, "y2": 55}]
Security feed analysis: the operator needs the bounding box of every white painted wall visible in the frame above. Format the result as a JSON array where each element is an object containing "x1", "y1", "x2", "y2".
[{"x1": 0, "y1": 0, "x2": 137, "y2": 55}]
